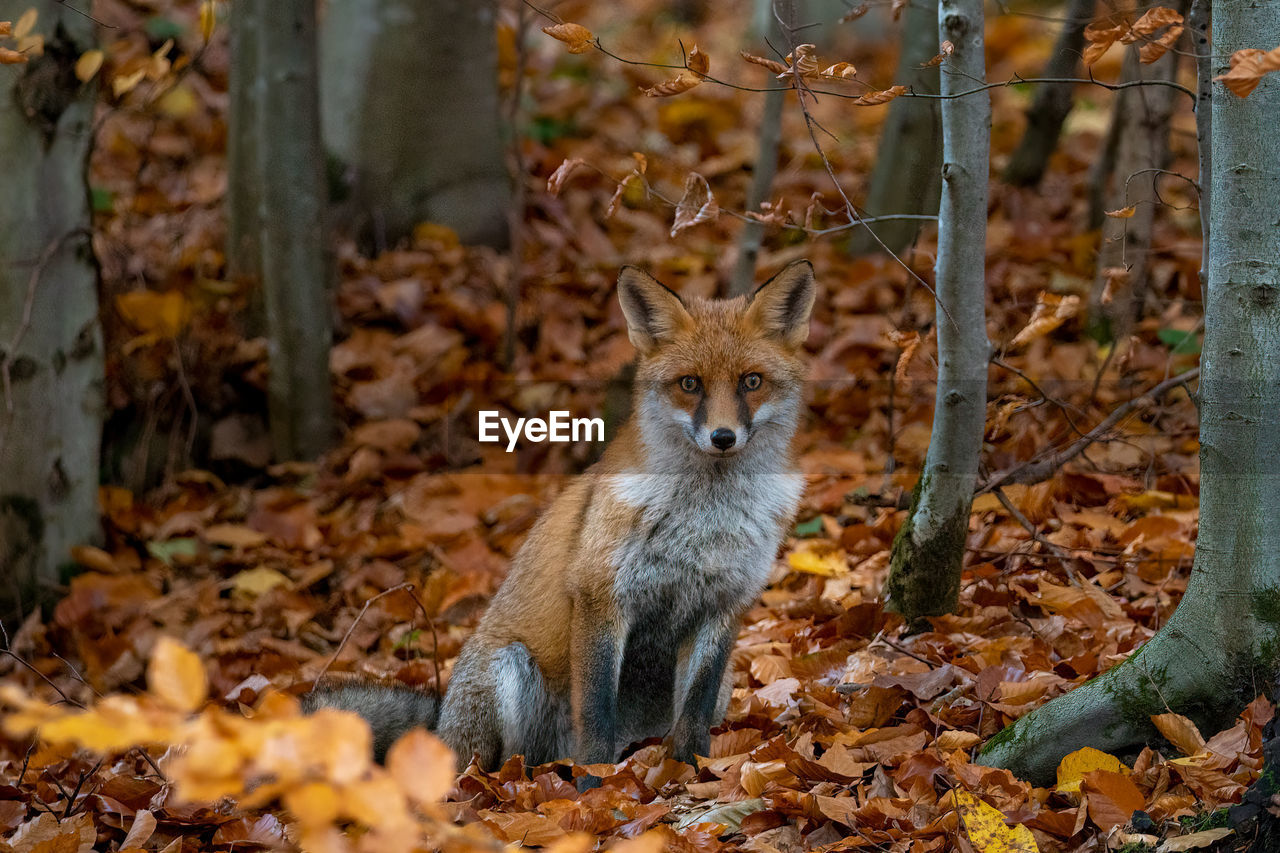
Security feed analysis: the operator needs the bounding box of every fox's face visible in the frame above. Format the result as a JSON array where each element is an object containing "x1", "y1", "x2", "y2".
[{"x1": 618, "y1": 261, "x2": 815, "y2": 459}]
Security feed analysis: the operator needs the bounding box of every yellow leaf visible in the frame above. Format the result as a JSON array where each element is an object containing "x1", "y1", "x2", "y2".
[
  {"x1": 148, "y1": 636, "x2": 207, "y2": 712},
  {"x1": 1105, "y1": 205, "x2": 1137, "y2": 218},
  {"x1": 1056, "y1": 746, "x2": 1127, "y2": 794},
  {"x1": 787, "y1": 548, "x2": 848, "y2": 577},
  {"x1": 74, "y1": 49, "x2": 103, "y2": 82},
  {"x1": 387, "y1": 728, "x2": 456, "y2": 804},
  {"x1": 542, "y1": 22, "x2": 594, "y2": 54},
  {"x1": 954, "y1": 789, "x2": 1039, "y2": 852},
  {"x1": 112, "y1": 67, "x2": 147, "y2": 98},
  {"x1": 115, "y1": 290, "x2": 192, "y2": 337},
  {"x1": 1150, "y1": 712, "x2": 1206, "y2": 757},
  {"x1": 199, "y1": 0, "x2": 217, "y2": 41},
  {"x1": 284, "y1": 782, "x2": 341, "y2": 828},
  {"x1": 1114, "y1": 489, "x2": 1195, "y2": 512},
  {"x1": 231, "y1": 566, "x2": 290, "y2": 597},
  {"x1": 156, "y1": 83, "x2": 198, "y2": 118},
  {"x1": 13, "y1": 7, "x2": 36, "y2": 39}
]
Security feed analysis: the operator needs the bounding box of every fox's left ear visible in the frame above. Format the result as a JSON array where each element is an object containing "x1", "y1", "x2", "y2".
[
  {"x1": 747, "y1": 260, "x2": 815, "y2": 348},
  {"x1": 617, "y1": 266, "x2": 692, "y2": 354}
]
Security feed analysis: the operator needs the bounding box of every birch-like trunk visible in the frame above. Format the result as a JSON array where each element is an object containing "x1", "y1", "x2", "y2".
[
  {"x1": 258, "y1": 0, "x2": 335, "y2": 460},
  {"x1": 226, "y1": 0, "x2": 261, "y2": 292},
  {"x1": 845, "y1": 0, "x2": 942, "y2": 255},
  {"x1": 980, "y1": 2, "x2": 1280, "y2": 784},
  {"x1": 320, "y1": 0, "x2": 510, "y2": 250},
  {"x1": 0, "y1": 0, "x2": 101, "y2": 618},
  {"x1": 883, "y1": 0, "x2": 990, "y2": 625}
]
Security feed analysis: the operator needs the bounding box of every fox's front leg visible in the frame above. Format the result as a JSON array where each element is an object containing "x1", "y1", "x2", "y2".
[
  {"x1": 570, "y1": 590, "x2": 624, "y2": 790},
  {"x1": 670, "y1": 614, "x2": 738, "y2": 765}
]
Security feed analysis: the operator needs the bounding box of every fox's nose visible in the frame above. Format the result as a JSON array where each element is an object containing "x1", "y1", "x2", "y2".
[{"x1": 710, "y1": 428, "x2": 737, "y2": 450}]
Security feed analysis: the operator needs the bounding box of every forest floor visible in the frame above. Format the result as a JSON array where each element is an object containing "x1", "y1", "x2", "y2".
[{"x1": 0, "y1": 1, "x2": 1246, "y2": 852}]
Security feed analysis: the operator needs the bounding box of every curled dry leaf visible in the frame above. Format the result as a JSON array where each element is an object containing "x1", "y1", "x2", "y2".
[
  {"x1": 777, "y1": 43, "x2": 820, "y2": 79},
  {"x1": 541, "y1": 22, "x2": 594, "y2": 54},
  {"x1": 1123, "y1": 6, "x2": 1183, "y2": 42},
  {"x1": 1009, "y1": 292, "x2": 1081, "y2": 349},
  {"x1": 0, "y1": 46, "x2": 25, "y2": 64},
  {"x1": 0, "y1": 21, "x2": 11, "y2": 37},
  {"x1": 1138, "y1": 23, "x2": 1183, "y2": 63},
  {"x1": 547, "y1": 158, "x2": 586, "y2": 197},
  {"x1": 921, "y1": 40, "x2": 953, "y2": 68},
  {"x1": 888, "y1": 330, "x2": 921, "y2": 383},
  {"x1": 1150, "y1": 712, "x2": 1206, "y2": 757},
  {"x1": 1105, "y1": 205, "x2": 1137, "y2": 219},
  {"x1": 670, "y1": 172, "x2": 718, "y2": 237},
  {"x1": 1215, "y1": 45, "x2": 1280, "y2": 98},
  {"x1": 851, "y1": 85, "x2": 907, "y2": 106},
  {"x1": 741, "y1": 51, "x2": 786, "y2": 75},
  {"x1": 643, "y1": 47, "x2": 708, "y2": 97},
  {"x1": 840, "y1": 3, "x2": 869, "y2": 23},
  {"x1": 1083, "y1": 20, "x2": 1126, "y2": 65},
  {"x1": 820, "y1": 61, "x2": 857, "y2": 79}
]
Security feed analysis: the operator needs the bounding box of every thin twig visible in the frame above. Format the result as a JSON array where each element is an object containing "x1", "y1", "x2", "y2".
[
  {"x1": 309, "y1": 583, "x2": 416, "y2": 691},
  {"x1": 992, "y1": 486, "x2": 1079, "y2": 582},
  {"x1": 979, "y1": 366, "x2": 1200, "y2": 492}
]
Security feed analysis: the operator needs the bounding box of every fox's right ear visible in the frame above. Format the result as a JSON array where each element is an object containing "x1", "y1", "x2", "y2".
[{"x1": 617, "y1": 267, "x2": 691, "y2": 354}]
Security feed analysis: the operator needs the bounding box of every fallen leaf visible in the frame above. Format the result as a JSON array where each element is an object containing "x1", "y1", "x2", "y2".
[
  {"x1": 1150, "y1": 713, "x2": 1206, "y2": 757},
  {"x1": 1080, "y1": 769, "x2": 1144, "y2": 831},
  {"x1": 148, "y1": 636, "x2": 207, "y2": 713},
  {"x1": 1056, "y1": 747, "x2": 1128, "y2": 794},
  {"x1": 953, "y1": 789, "x2": 1039, "y2": 852}
]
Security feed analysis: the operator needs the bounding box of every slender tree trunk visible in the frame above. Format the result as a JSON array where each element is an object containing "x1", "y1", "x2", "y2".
[
  {"x1": 0, "y1": 0, "x2": 102, "y2": 619},
  {"x1": 258, "y1": 0, "x2": 335, "y2": 460},
  {"x1": 226, "y1": 0, "x2": 260, "y2": 291},
  {"x1": 730, "y1": 0, "x2": 789, "y2": 297},
  {"x1": 1003, "y1": 0, "x2": 1095, "y2": 186},
  {"x1": 320, "y1": 0, "x2": 510, "y2": 250},
  {"x1": 845, "y1": 0, "x2": 942, "y2": 256},
  {"x1": 883, "y1": 0, "x2": 990, "y2": 626},
  {"x1": 1189, "y1": 0, "x2": 1211, "y2": 305},
  {"x1": 980, "y1": 1, "x2": 1280, "y2": 785},
  {"x1": 1088, "y1": 13, "x2": 1185, "y2": 341}
]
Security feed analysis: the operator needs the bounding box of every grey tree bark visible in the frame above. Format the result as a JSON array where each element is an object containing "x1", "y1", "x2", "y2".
[
  {"x1": 884, "y1": 0, "x2": 990, "y2": 626},
  {"x1": 845, "y1": 0, "x2": 942, "y2": 256},
  {"x1": 980, "y1": 1, "x2": 1280, "y2": 785},
  {"x1": 226, "y1": 0, "x2": 261, "y2": 294},
  {"x1": 320, "y1": 0, "x2": 510, "y2": 251},
  {"x1": 730, "y1": 0, "x2": 790, "y2": 297},
  {"x1": 1189, "y1": 0, "x2": 1211, "y2": 304},
  {"x1": 0, "y1": 0, "x2": 102, "y2": 619},
  {"x1": 257, "y1": 0, "x2": 335, "y2": 460},
  {"x1": 1003, "y1": 0, "x2": 1096, "y2": 187}
]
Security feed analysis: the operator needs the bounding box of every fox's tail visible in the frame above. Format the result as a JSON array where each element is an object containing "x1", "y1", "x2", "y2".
[{"x1": 301, "y1": 683, "x2": 439, "y2": 762}]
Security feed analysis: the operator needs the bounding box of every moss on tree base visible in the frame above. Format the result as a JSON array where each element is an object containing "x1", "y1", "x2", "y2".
[{"x1": 884, "y1": 474, "x2": 966, "y2": 629}]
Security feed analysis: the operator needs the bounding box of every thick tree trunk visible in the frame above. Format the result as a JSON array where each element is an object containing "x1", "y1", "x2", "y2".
[
  {"x1": 226, "y1": 0, "x2": 261, "y2": 323},
  {"x1": 730, "y1": 0, "x2": 790, "y2": 297},
  {"x1": 1003, "y1": 0, "x2": 1095, "y2": 187},
  {"x1": 0, "y1": 1, "x2": 102, "y2": 619},
  {"x1": 258, "y1": 0, "x2": 335, "y2": 461},
  {"x1": 845, "y1": 0, "x2": 942, "y2": 256},
  {"x1": 980, "y1": 1, "x2": 1280, "y2": 786},
  {"x1": 884, "y1": 0, "x2": 990, "y2": 626},
  {"x1": 320, "y1": 0, "x2": 510, "y2": 250}
]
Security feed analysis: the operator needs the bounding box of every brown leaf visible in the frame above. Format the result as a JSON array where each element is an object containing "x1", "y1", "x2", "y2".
[
  {"x1": 921, "y1": 40, "x2": 953, "y2": 68},
  {"x1": 820, "y1": 61, "x2": 857, "y2": 79},
  {"x1": 1080, "y1": 769, "x2": 1145, "y2": 831},
  {"x1": 670, "y1": 172, "x2": 718, "y2": 236},
  {"x1": 741, "y1": 51, "x2": 786, "y2": 75},
  {"x1": 1124, "y1": 6, "x2": 1184, "y2": 41},
  {"x1": 547, "y1": 158, "x2": 586, "y2": 196},
  {"x1": 777, "y1": 43, "x2": 820, "y2": 79},
  {"x1": 1138, "y1": 23, "x2": 1183, "y2": 63},
  {"x1": 0, "y1": 45, "x2": 27, "y2": 64},
  {"x1": 1008, "y1": 292, "x2": 1081, "y2": 349},
  {"x1": 1215, "y1": 45, "x2": 1280, "y2": 98},
  {"x1": 542, "y1": 22, "x2": 594, "y2": 54},
  {"x1": 1083, "y1": 20, "x2": 1126, "y2": 65},
  {"x1": 686, "y1": 44, "x2": 709, "y2": 75},
  {"x1": 1105, "y1": 205, "x2": 1137, "y2": 219},
  {"x1": 642, "y1": 70, "x2": 704, "y2": 97},
  {"x1": 1151, "y1": 712, "x2": 1206, "y2": 757},
  {"x1": 851, "y1": 85, "x2": 907, "y2": 106}
]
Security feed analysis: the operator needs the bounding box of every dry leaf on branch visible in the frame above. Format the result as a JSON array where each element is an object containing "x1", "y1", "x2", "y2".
[
  {"x1": 1082, "y1": 20, "x2": 1127, "y2": 65},
  {"x1": 777, "y1": 43, "x2": 820, "y2": 79},
  {"x1": 921, "y1": 40, "x2": 953, "y2": 68},
  {"x1": 741, "y1": 51, "x2": 786, "y2": 74},
  {"x1": 547, "y1": 158, "x2": 587, "y2": 197},
  {"x1": 0, "y1": 21, "x2": 11, "y2": 37},
  {"x1": 670, "y1": 172, "x2": 718, "y2": 236},
  {"x1": 1009, "y1": 293, "x2": 1081, "y2": 349},
  {"x1": 850, "y1": 85, "x2": 907, "y2": 106},
  {"x1": 1215, "y1": 45, "x2": 1280, "y2": 98},
  {"x1": 542, "y1": 22, "x2": 594, "y2": 54},
  {"x1": 1105, "y1": 205, "x2": 1137, "y2": 218},
  {"x1": 0, "y1": 46, "x2": 25, "y2": 64},
  {"x1": 643, "y1": 45, "x2": 709, "y2": 96}
]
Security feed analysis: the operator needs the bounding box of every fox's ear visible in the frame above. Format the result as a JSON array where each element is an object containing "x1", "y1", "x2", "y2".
[
  {"x1": 617, "y1": 267, "x2": 691, "y2": 354},
  {"x1": 748, "y1": 260, "x2": 815, "y2": 348}
]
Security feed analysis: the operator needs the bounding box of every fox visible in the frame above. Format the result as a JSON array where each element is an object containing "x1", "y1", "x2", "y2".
[{"x1": 305, "y1": 260, "x2": 816, "y2": 783}]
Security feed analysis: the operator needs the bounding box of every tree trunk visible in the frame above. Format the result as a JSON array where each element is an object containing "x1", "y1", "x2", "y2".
[
  {"x1": 883, "y1": 0, "x2": 990, "y2": 626},
  {"x1": 730, "y1": 0, "x2": 789, "y2": 297},
  {"x1": 1003, "y1": 0, "x2": 1095, "y2": 187},
  {"x1": 1188, "y1": 0, "x2": 1211, "y2": 305},
  {"x1": 979, "y1": 1, "x2": 1280, "y2": 785},
  {"x1": 226, "y1": 0, "x2": 261, "y2": 327},
  {"x1": 845, "y1": 0, "x2": 942, "y2": 256},
  {"x1": 0, "y1": 0, "x2": 102, "y2": 619},
  {"x1": 320, "y1": 0, "x2": 510, "y2": 250},
  {"x1": 1088, "y1": 22, "x2": 1184, "y2": 342},
  {"x1": 258, "y1": 0, "x2": 335, "y2": 461}
]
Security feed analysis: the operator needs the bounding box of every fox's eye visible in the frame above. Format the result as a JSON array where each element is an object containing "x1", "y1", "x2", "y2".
[
  {"x1": 741, "y1": 373, "x2": 763, "y2": 391},
  {"x1": 678, "y1": 376, "x2": 700, "y2": 393}
]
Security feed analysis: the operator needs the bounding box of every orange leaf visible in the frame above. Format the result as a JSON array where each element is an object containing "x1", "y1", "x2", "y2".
[
  {"x1": 148, "y1": 636, "x2": 207, "y2": 712},
  {"x1": 1124, "y1": 6, "x2": 1183, "y2": 42},
  {"x1": 1083, "y1": 20, "x2": 1126, "y2": 65},
  {"x1": 921, "y1": 40, "x2": 953, "y2": 68},
  {"x1": 115, "y1": 290, "x2": 192, "y2": 337},
  {"x1": 670, "y1": 172, "x2": 718, "y2": 236},
  {"x1": 0, "y1": 21, "x2": 11, "y2": 36},
  {"x1": 1009, "y1": 292, "x2": 1080, "y2": 349},
  {"x1": 1215, "y1": 45, "x2": 1280, "y2": 98},
  {"x1": 1138, "y1": 23, "x2": 1183, "y2": 63},
  {"x1": 642, "y1": 70, "x2": 704, "y2": 97},
  {"x1": 541, "y1": 22, "x2": 594, "y2": 54},
  {"x1": 1105, "y1": 204, "x2": 1137, "y2": 219},
  {"x1": 1080, "y1": 769, "x2": 1145, "y2": 831},
  {"x1": 851, "y1": 85, "x2": 907, "y2": 106},
  {"x1": 1151, "y1": 712, "x2": 1206, "y2": 757},
  {"x1": 741, "y1": 51, "x2": 786, "y2": 74},
  {"x1": 387, "y1": 728, "x2": 456, "y2": 804},
  {"x1": 821, "y1": 61, "x2": 857, "y2": 79},
  {"x1": 686, "y1": 44, "x2": 709, "y2": 75},
  {"x1": 0, "y1": 46, "x2": 26, "y2": 64}
]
